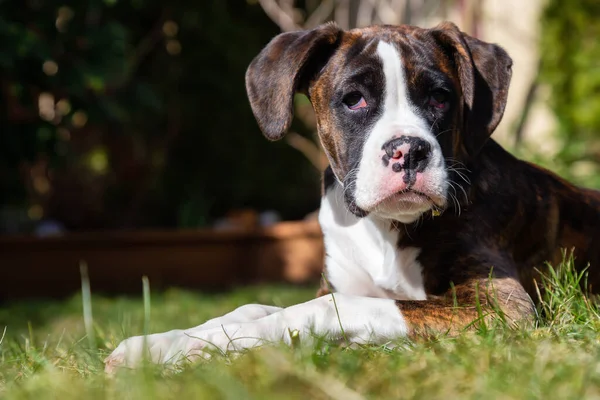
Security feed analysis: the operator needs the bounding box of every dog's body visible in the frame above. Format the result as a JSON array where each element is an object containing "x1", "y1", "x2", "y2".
[{"x1": 105, "y1": 22, "x2": 600, "y2": 371}]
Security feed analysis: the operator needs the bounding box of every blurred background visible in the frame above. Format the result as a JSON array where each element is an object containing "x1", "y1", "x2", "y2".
[
  {"x1": 1, "y1": 0, "x2": 599, "y2": 234},
  {"x1": 0, "y1": 0, "x2": 598, "y2": 297}
]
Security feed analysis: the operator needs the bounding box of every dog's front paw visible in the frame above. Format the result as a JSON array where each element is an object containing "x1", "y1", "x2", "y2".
[
  {"x1": 104, "y1": 330, "x2": 207, "y2": 373},
  {"x1": 104, "y1": 322, "x2": 268, "y2": 373}
]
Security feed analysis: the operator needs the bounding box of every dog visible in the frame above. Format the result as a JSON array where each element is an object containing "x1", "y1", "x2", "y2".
[{"x1": 104, "y1": 21, "x2": 600, "y2": 372}]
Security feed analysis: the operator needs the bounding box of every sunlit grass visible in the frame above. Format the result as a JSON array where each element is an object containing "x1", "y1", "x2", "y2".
[{"x1": 2, "y1": 253, "x2": 600, "y2": 399}]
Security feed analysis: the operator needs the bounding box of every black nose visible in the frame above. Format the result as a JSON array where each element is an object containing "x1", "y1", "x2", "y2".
[
  {"x1": 382, "y1": 136, "x2": 432, "y2": 172},
  {"x1": 408, "y1": 139, "x2": 432, "y2": 170}
]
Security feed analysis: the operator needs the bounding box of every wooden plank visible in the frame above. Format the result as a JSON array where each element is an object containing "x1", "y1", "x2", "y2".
[{"x1": 0, "y1": 221, "x2": 324, "y2": 300}]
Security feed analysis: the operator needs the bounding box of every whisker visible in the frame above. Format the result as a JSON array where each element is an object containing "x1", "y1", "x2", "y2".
[
  {"x1": 450, "y1": 177, "x2": 469, "y2": 203},
  {"x1": 447, "y1": 168, "x2": 471, "y2": 186},
  {"x1": 446, "y1": 181, "x2": 462, "y2": 216},
  {"x1": 435, "y1": 128, "x2": 454, "y2": 138},
  {"x1": 444, "y1": 157, "x2": 470, "y2": 168}
]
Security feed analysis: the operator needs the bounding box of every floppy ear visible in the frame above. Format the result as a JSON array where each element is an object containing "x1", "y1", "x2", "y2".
[
  {"x1": 433, "y1": 22, "x2": 513, "y2": 154},
  {"x1": 245, "y1": 23, "x2": 342, "y2": 141}
]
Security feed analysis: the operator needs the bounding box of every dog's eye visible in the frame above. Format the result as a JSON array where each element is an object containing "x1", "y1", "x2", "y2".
[
  {"x1": 343, "y1": 92, "x2": 367, "y2": 110},
  {"x1": 429, "y1": 90, "x2": 449, "y2": 110}
]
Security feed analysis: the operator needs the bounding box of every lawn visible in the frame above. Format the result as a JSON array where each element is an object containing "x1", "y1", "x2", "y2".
[{"x1": 2, "y1": 255, "x2": 600, "y2": 399}]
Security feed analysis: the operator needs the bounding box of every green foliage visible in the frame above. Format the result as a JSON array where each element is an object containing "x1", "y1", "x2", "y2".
[
  {"x1": 535, "y1": 249, "x2": 600, "y2": 330},
  {"x1": 540, "y1": 0, "x2": 600, "y2": 140},
  {"x1": 0, "y1": 1, "x2": 320, "y2": 231},
  {"x1": 538, "y1": 0, "x2": 600, "y2": 186}
]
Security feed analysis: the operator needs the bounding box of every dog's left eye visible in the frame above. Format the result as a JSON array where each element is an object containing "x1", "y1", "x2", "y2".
[
  {"x1": 343, "y1": 92, "x2": 367, "y2": 110},
  {"x1": 429, "y1": 90, "x2": 449, "y2": 110}
]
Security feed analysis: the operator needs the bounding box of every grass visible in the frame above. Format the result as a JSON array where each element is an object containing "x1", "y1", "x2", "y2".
[{"x1": 2, "y1": 252, "x2": 600, "y2": 399}]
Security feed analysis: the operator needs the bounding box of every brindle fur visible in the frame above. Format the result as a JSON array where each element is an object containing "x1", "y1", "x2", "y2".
[{"x1": 246, "y1": 22, "x2": 600, "y2": 335}]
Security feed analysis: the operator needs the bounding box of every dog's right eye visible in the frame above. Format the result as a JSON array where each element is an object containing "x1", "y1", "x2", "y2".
[
  {"x1": 428, "y1": 89, "x2": 450, "y2": 111},
  {"x1": 342, "y1": 92, "x2": 367, "y2": 110}
]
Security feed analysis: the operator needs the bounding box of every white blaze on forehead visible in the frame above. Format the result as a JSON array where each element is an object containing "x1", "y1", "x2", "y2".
[
  {"x1": 353, "y1": 40, "x2": 447, "y2": 222},
  {"x1": 376, "y1": 41, "x2": 422, "y2": 125}
]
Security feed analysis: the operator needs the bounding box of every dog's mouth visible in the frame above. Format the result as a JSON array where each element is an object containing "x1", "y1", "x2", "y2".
[
  {"x1": 344, "y1": 171, "x2": 447, "y2": 219},
  {"x1": 377, "y1": 189, "x2": 428, "y2": 206},
  {"x1": 370, "y1": 189, "x2": 444, "y2": 214},
  {"x1": 393, "y1": 189, "x2": 432, "y2": 202}
]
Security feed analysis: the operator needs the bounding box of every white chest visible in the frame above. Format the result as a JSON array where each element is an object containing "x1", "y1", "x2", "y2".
[{"x1": 318, "y1": 184, "x2": 427, "y2": 300}]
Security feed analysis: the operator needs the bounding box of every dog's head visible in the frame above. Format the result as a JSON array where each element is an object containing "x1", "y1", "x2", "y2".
[{"x1": 246, "y1": 22, "x2": 512, "y2": 223}]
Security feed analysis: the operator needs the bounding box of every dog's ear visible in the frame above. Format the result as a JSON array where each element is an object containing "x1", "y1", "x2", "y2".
[
  {"x1": 433, "y1": 22, "x2": 512, "y2": 155},
  {"x1": 245, "y1": 23, "x2": 342, "y2": 141}
]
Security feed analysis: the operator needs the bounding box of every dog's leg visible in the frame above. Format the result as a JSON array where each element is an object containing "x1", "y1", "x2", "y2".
[
  {"x1": 105, "y1": 294, "x2": 406, "y2": 373},
  {"x1": 399, "y1": 277, "x2": 536, "y2": 335},
  {"x1": 104, "y1": 303, "x2": 282, "y2": 372},
  {"x1": 168, "y1": 278, "x2": 533, "y2": 355},
  {"x1": 105, "y1": 277, "x2": 534, "y2": 372},
  {"x1": 196, "y1": 304, "x2": 283, "y2": 329}
]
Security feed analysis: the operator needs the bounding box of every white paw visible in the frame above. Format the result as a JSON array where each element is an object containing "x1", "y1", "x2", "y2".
[
  {"x1": 104, "y1": 323, "x2": 269, "y2": 373},
  {"x1": 104, "y1": 330, "x2": 208, "y2": 373}
]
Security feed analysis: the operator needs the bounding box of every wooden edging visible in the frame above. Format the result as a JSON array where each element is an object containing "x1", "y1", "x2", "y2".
[{"x1": 0, "y1": 220, "x2": 325, "y2": 301}]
